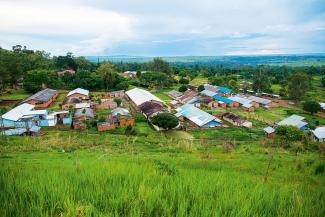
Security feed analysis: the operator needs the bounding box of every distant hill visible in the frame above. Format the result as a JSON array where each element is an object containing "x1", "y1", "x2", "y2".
[{"x1": 85, "y1": 54, "x2": 325, "y2": 66}]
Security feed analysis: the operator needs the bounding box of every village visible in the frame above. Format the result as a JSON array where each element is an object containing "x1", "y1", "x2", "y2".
[{"x1": 1, "y1": 80, "x2": 325, "y2": 142}]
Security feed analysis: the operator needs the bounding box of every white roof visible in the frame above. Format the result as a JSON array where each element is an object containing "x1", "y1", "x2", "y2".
[
  {"x1": 264, "y1": 126, "x2": 275, "y2": 134},
  {"x1": 242, "y1": 103, "x2": 253, "y2": 108},
  {"x1": 313, "y1": 127, "x2": 325, "y2": 139},
  {"x1": 248, "y1": 96, "x2": 272, "y2": 105},
  {"x1": 51, "y1": 111, "x2": 69, "y2": 115},
  {"x1": 24, "y1": 110, "x2": 47, "y2": 116},
  {"x1": 200, "y1": 90, "x2": 217, "y2": 97},
  {"x1": 175, "y1": 104, "x2": 220, "y2": 127},
  {"x1": 170, "y1": 100, "x2": 179, "y2": 105},
  {"x1": 75, "y1": 103, "x2": 90, "y2": 109},
  {"x1": 277, "y1": 115, "x2": 307, "y2": 128},
  {"x1": 67, "y1": 88, "x2": 89, "y2": 97},
  {"x1": 126, "y1": 88, "x2": 164, "y2": 106},
  {"x1": 228, "y1": 95, "x2": 252, "y2": 105},
  {"x1": 320, "y1": 103, "x2": 325, "y2": 109},
  {"x1": 1, "y1": 103, "x2": 35, "y2": 121}
]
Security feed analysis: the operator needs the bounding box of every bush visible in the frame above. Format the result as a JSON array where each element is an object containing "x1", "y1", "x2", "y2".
[
  {"x1": 314, "y1": 163, "x2": 325, "y2": 175},
  {"x1": 178, "y1": 85, "x2": 188, "y2": 93},
  {"x1": 302, "y1": 100, "x2": 321, "y2": 115},
  {"x1": 179, "y1": 78, "x2": 189, "y2": 84},
  {"x1": 197, "y1": 85, "x2": 205, "y2": 92},
  {"x1": 151, "y1": 113, "x2": 179, "y2": 130},
  {"x1": 125, "y1": 125, "x2": 137, "y2": 136}
]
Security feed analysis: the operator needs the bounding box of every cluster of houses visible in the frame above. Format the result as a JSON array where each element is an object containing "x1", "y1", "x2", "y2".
[
  {"x1": 263, "y1": 114, "x2": 325, "y2": 142},
  {"x1": 0, "y1": 87, "x2": 135, "y2": 135}
]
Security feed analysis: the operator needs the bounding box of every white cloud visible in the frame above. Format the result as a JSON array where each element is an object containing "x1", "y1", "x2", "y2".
[{"x1": 0, "y1": 0, "x2": 136, "y2": 55}]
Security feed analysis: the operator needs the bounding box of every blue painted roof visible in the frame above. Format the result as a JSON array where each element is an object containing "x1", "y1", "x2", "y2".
[
  {"x1": 213, "y1": 95, "x2": 234, "y2": 104},
  {"x1": 217, "y1": 87, "x2": 232, "y2": 93}
]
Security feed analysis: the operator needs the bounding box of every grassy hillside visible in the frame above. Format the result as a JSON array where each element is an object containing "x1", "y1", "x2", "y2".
[{"x1": 0, "y1": 127, "x2": 324, "y2": 216}]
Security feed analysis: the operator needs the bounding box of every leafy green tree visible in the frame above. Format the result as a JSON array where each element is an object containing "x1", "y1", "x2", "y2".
[
  {"x1": 178, "y1": 85, "x2": 188, "y2": 92},
  {"x1": 198, "y1": 85, "x2": 205, "y2": 92},
  {"x1": 151, "y1": 113, "x2": 179, "y2": 130},
  {"x1": 96, "y1": 61, "x2": 116, "y2": 90},
  {"x1": 179, "y1": 78, "x2": 189, "y2": 84},
  {"x1": 275, "y1": 125, "x2": 304, "y2": 142},
  {"x1": 23, "y1": 70, "x2": 52, "y2": 93},
  {"x1": 209, "y1": 77, "x2": 223, "y2": 86},
  {"x1": 302, "y1": 100, "x2": 321, "y2": 115},
  {"x1": 288, "y1": 72, "x2": 310, "y2": 101},
  {"x1": 140, "y1": 72, "x2": 173, "y2": 88},
  {"x1": 228, "y1": 79, "x2": 239, "y2": 91},
  {"x1": 149, "y1": 58, "x2": 171, "y2": 74},
  {"x1": 115, "y1": 81, "x2": 129, "y2": 90},
  {"x1": 53, "y1": 52, "x2": 77, "y2": 71},
  {"x1": 114, "y1": 98, "x2": 122, "y2": 106},
  {"x1": 252, "y1": 67, "x2": 271, "y2": 93}
]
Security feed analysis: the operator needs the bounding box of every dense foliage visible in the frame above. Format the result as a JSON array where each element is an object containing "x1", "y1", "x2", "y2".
[{"x1": 151, "y1": 113, "x2": 179, "y2": 130}]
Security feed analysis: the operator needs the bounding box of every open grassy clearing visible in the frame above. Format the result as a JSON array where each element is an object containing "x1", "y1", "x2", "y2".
[
  {"x1": 0, "y1": 89, "x2": 30, "y2": 101},
  {"x1": 190, "y1": 76, "x2": 208, "y2": 86}
]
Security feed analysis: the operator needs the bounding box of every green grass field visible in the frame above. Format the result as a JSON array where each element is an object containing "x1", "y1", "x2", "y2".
[
  {"x1": 0, "y1": 129, "x2": 324, "y2": 216},
  {"x1": 0, "y1": 89, "x2": 30, "y2": 101}
]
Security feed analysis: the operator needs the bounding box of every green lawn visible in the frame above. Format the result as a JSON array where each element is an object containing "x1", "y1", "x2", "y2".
[{"x1": 190, "y1": 76, "x2": 208, "y2": 86}]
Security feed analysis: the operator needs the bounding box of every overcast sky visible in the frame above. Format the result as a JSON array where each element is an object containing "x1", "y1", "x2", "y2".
[{"x1": 0, "y1": 0, "x2": 325, "y2": 56}]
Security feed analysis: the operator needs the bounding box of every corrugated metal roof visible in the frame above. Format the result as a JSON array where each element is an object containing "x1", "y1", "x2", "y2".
[
  {"x1": 75, "y1": 108, "x2": 94, "y2": 119},
  {"x1": 21, "y1": 88, "x2": 57, "y2": 104},
  {"x1": 67, "y1": 88, "x2": 89, "y2": 97},
  {"x1": 228, "y1": 95, "x2": 252, "y2": 105},
  {"x1": 1, "y1": 103, "x2": 35, "y2": 121},
  {"x1": 75, "y1": 103, "x2": 90, "y2": 109},
  {"x1": 277, "y1": 115, "x2": 307, "y2": 128},
  {"x1": 313, "y1": 127, "x2": 325, "y2": 139},
  {"x1": 217, "y1": 87, "x2": 232, "y2": 93},
  {"x1": 200, "y1": 90, "x2": 217, "y2": 97},
  {"x1": 112, "y1": 108, "x2": 130, "y2": 117},
  {"x1": 126, "y1": 88, "x2": 164, "y2": 106},
  {"x1": 213, "y1": 95, "x2": 234, "y2": 104},
  {"x1": 248, "y1": 96, "x2": 271, "y2": 105},
  {"x1": 175, "y1": 104, "x2": 220, "y2": 127},
  {"x1": 263, "y1": 126, "x2": 275, "y2": 134}
]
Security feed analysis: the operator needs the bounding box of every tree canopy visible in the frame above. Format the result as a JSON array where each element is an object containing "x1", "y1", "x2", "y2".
[
  {"x1": 303, "y1": 100, "x2": 321, "y2": 115},
  {"x1": 151, "y1": 113, "x2": 179, "y2": 130}
]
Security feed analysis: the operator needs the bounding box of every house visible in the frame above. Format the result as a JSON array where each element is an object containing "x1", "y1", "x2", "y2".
[
  {"x1": 61, "y1": 97, "x2": 82, "y2": 110},
  {"x1": 111, "y1": 108, "x2": 135, "y2": 126},
  {"x1": 169, "y1": 100, "x2": 181, "y2": 109},
  {"x1": 67, "y1": 88, "x2": 89, "y2": 100},
  {"x1": 228, "y1": 95, "x2": 254, "y2": 111},
  {"x1": 312, "y1": 127, "x2": 325, "y2": 142},
  {"x1": 57, "y1": 69, "x2": 76, "y2": 77},
  {"x1": 167, "y1": 90, "x2": 183, "y2": 99},
  {"x1": 73, "y1": 121, "x2": 87, "y2": 130},
  {"x1": 97, "y1": 118, "x2": 116, "y2": 131},
  {"x1": 248, "y1": 96, "x2": 272, "y2": 108},
  {"x1": 216, "y1": 86, "x2": 232, "y2": 96},
  {"x1": 276, "y1": 115, "x2": 308, "y2": 130},
  {"x1": 94, "y1": 99, "x2": 118, "y2": 110},
  {"x1": 178, "y1": 89, "x2": 198, "y2": 103},
  {"x1": 74, "y1": 108, "x2": 94, "y2": 121},
  {"x1": 200, "y1": 90, "x2": 217, "y2": 99},
  {"x1": 21, "y1": 88, "x2": 58, "y2": 108},
  {"x1": 187, "y1": 96, "x2": 216, "y2": 108},
  {"x1": 175, "y1": 104, "x2": 222, "y2": 128},
  {"x1": 213, "y1": 95, "x2": 234, "y2": 107},
  {"x1": 1, "y1": 125, "x2": 41, "y2": 136},
  {"x1": 138, "y1": 101, "x2": 167, "y2": 119},
  {"x1": 122, "y1": 71, "x2": 137, "y2": 78},
  {"x1": 126, "y1": 88, "x2": 165, "y2": 108},
  {"x1": 0, "y1": 103, "x2": 71, "y2": 128},
  {"x1": 75, "y1": 102, "x2": 91, "y2": 109},
  {"x1": 263, "y1": 126, "x2": 275, "y2": 138},
  {"x1": 109, "y1": 90, "x2": 125, "y2": 98},
  {"x1": 204, "y1": 84, "x2": 218, "y2": 92},
  {"x1": 221, "y1": 112, "x2": 252, "y2": 128}
]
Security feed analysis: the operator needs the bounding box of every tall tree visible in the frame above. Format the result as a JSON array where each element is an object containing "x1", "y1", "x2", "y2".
[
  {"x1": 302, "y1": 100, "x2": 321, "y2": 115},
  {"x1": 149, "y1": 58, "x2": 171, "y2": 74},
  {"x1": 252, "y1": 66, "x2": 271, "y2": 93},
  {"x1": 288, "y1": 72, "x2": 310, "y2": 101},
  {"x1": 96, "y1": 61, "x2": 116, "y2": 90}
]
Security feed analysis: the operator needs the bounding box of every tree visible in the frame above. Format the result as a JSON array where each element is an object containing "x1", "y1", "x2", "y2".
[
  {"x1": 23, "y1": 70, "x2": 52, "y2": 93},
  {"x1": 209, "y1": 77, "x2": 223, "y2": 86},
  {"x1": 228, "y1": 79, "x2": 239, "y2": 91},
  {"x1": 136, "y1": 71, "x2": 142, "y2": 78},
  {"x1": 303, "y1": 100, "x2": 321, "y2": 115},
  {"x1": 321, "y1": 76, "x2": 325, "y2": 87},
  {"x1": 178, "y1": 85, "x2": 188, "y2": 92},
  {"x1": 96, "y1": 61, "x2": 116, "y2": 90},
  {"x1": 179, "y1": 78, "x2": 189, "y2": 84},
  {"x1": 198, "y1": 85, "x2": 205, "y2": 92},
  {"x1": 114, "y1": 98, "x2": 122, "y2": 106},
  {"x1": 139, "y1": 72, "x2": 173, "y2": 88},
  {"x1": 275, "y1": 125, "x2": 303, "y2": 142},
  {"x1": 149, "y1": 58, "x2": 171, "y2": 74},
  {"x1": 252, "y1": 67, "x2": 271, "y2": 93},
  {"x1": 151, "y1": 113, "x2": 179, "y2": 130},
  {"x1": 288, "y1": 72, "x2": 309, "y2": 101}
]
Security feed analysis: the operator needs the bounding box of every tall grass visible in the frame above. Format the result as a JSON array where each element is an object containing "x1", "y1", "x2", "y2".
[{"x1": 0, "y1": 152, "x2": 324, "y2": 217}]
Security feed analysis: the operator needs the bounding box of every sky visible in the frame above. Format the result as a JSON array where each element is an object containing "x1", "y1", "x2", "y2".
[{"x1": 0, "y1": 0, "x2": 325, "y2": 56}]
